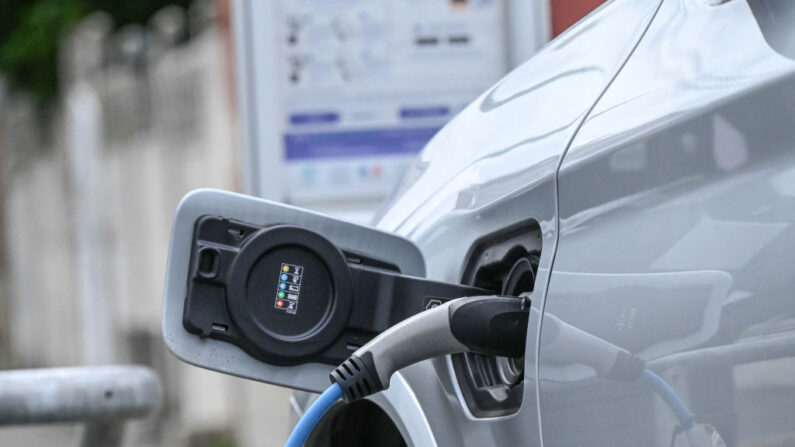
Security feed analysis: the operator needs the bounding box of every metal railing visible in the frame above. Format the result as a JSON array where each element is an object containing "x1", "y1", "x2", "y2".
[{"x1": 0, "y1": 365, "x2": 162, "y2": 447}]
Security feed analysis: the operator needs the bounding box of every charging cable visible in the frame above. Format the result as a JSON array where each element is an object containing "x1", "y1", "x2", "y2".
[
  {"x1": 285, "y1": 383, "x2": 343, "y2": 447},
  {"x1": 541, "y1": 313, "x2": 701, "y2": 441},
  {"x1": 285, "y1": 295, "x2": 704, "y2": 447},
  {"x1": 330, "y1": 295, "x2": 527, "y2": 402},
  {"x1": 285, "y1": 295, "x2": 527, "y2": 446},
  {"x1": 641, "y1": 369, "x2": 694, "y2": 429}
]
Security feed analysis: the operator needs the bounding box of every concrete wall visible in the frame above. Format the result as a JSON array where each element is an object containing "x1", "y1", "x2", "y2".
[{"x1": 0, "y1": 2, "x2": 290, "y2": 446}]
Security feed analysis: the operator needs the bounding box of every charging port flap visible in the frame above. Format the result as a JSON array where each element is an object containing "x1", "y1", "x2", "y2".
[{"x1": 163, "y1": 189, "x2": 428, "y2": 392}]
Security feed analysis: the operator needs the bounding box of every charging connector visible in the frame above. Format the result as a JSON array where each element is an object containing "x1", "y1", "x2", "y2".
[
  {"x1": 330, "y1": 295, "x2": 528, "y2": 402},
  {"x1": 288, "y1": 294, "x2": 706, "y2": 447},
  {"x1": 285, "y1": 295, "x2": 527, "y2": 446}
]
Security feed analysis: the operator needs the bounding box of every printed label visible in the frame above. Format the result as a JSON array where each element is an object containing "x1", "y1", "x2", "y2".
[{"x1": 274, "y1": 263, "x2": 304, "y2": 315}]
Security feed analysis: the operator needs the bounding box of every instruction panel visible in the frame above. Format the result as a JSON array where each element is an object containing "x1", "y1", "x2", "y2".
[{"x1": 273, "y1": 0, "x2": 508, "y2": 203}]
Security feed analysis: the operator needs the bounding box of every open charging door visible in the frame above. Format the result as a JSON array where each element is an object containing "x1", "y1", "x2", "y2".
[{"x1": 162, "y1": 189, "x2": 481, "y2": 392}]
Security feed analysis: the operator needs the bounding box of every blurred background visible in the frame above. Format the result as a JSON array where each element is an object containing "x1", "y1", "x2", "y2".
[{"x1": 0, "y1": 0, "x2": 603, "y2": 445}]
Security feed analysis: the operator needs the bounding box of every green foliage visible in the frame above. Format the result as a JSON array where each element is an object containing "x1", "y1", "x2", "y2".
[
  {"x1": 210, "y1": 438, "x2": 237, "y2": 447},
  {"x1": 0, "y1": 0, "x2": 87, "y2": 102},
  {"x1": 0, "y1": 0, "x2": 193, "y2": 103}
]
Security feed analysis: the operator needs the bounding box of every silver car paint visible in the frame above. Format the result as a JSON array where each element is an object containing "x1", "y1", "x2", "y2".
[
  {"x1": 374, "y1": 1, "x2": 661, "y2": 445},
  {"x1": 543, "y1": 0, "x2": 795, "y2": 445},
  {"x1": 374, "y1": 0, "x2": 795, "y2": 446}
]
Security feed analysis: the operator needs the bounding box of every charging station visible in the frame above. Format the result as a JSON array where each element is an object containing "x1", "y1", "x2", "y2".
[{"x1": 233, "y1": 0, "x2": 550, "y2": 220}]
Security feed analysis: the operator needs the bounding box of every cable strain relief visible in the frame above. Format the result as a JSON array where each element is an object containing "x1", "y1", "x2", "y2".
[
  {"x1": 329, "y1": 352, "x2": 382, "y2": 403},
  {"x1": 606, "y1": 351, "x2": 646, "y2": 382}
]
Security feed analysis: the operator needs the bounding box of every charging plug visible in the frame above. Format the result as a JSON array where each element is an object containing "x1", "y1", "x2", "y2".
[{"x1": 330, "y1": 295, "x2": 528, "y2": 403}]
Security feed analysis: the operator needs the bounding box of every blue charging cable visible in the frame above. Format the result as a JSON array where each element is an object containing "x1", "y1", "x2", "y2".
[
  {"x1": 285, "y1": 383, "x2": 343, "y2": 447},
  {"x1": 281, "y1": 299, "x2": 696, "y2": 446},
  {"x1": 286, "y1": 369, "x2": 694, "y2": 447},
  {"x1": 641, "y1": 368, "x2": 695, "y2": 429}
]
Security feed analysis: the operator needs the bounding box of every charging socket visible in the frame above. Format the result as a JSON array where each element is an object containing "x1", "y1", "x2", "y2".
[{"x1": 453, "y1": 220, "x2": 540, "y2": 417}]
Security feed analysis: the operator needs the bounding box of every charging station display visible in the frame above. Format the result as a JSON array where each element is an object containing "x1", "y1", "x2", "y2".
[
  {"x1": 242, "y1": 0, "x2": 509, "y2": 204},
  {"x1": 279, "y1": 0, "x2": 507, "y2": 203}
]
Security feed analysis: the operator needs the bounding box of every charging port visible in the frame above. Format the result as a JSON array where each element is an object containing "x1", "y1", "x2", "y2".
[{"x1": 454, "y1": 220, "x2": 540, "y2": 417}]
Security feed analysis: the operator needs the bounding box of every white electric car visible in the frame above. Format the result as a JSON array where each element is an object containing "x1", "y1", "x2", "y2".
[{"x1": 164, "y1": 1, "x2": 795, "y2": 445}]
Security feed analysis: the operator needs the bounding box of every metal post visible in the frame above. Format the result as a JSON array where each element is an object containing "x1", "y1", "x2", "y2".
[
  {"x1": 80, "y1": 421, "x2": 125, "y2": 447},
  {"x1": 0, "y1": 365, "x2": 162, "y2": 447}
]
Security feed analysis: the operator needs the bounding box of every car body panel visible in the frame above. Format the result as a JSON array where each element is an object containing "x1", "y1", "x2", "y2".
[
  {"x1": 373, "y1": 0, "x2": 662, "y2": 445},
  {"x1": 542, "y1": 0, "x2": 795, "y2": 445}
]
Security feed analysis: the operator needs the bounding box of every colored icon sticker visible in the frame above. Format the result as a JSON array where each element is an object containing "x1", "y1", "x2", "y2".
[{"x1": 275, "y1": 262, "x2": 304, "y2": 315}]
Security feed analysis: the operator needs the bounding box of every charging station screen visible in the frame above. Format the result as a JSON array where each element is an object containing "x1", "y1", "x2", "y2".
[{"x1": 275, "y1": 0, "x2": 508, "y2": 203}]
